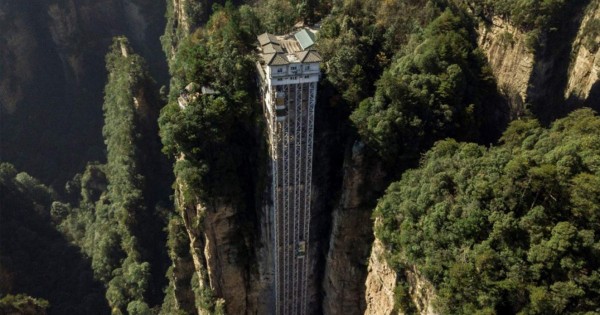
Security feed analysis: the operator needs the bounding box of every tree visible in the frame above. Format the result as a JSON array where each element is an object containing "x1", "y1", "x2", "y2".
[
  {"x1": 158, "y1": 4, "x2": 262, "y2": 313},
  {"x1": 351, "y1": 9, "x2": 497, "y2": 164},
  {"x1": 318, "y1": 0, "x2": 440, "y2": 107},
  {"x1": 0, "y1": 163, "x2": 109, "y2": 314},
  {"x1": 375, "y1": 108, "x2": 600, "y2": 314},
  {"x1": 0, "y1": 294, "x2": 49, "y2": 315},
  {"x1": 51, "y1": 37, "x2": 168, "y2": 313}
]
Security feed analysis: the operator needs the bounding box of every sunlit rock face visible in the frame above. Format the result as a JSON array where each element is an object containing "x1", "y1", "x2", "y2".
[
  {"x1": 476, "y1": 1, "x2": 599, "y2": 122},
  {"x1": 565, "y1": 1, "x2": 600, "y2": 104},
  {"x1": 477, "y1": 16, "x2": 534, "y2": 118}
]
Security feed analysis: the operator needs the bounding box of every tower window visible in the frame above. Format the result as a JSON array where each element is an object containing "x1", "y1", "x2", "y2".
[{"x1": 277, "y1": 68, "x2": 283, "y2": 73}]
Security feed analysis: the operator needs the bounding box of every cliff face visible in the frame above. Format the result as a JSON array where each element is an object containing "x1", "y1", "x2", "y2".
[
  {"x1": 163, "y1": 0, "x2": 216, "y2": 60},
  {"x1": 363, "y1": 4, "x2": 600, "y2": 314},
  {"x1": 364, "y1": 239, "x2": 437, "y2": 315},
  {"x1": 174, "y1": 182, "x2": 249, "y2": 315},
  {"x1": 526, "y1": 1, "x2": 597, "y2": 122},
  {"x1": 162, "y1": 0, "x2": 191, "y2": 60},
  {"x1": 0, "y1": 0, "x2": 166, "y2": 186},
  {"x1": 476, "y1": 1, "x2": 600, "y2": 122},
  {"x1": 477, "y1": 17, "x2": 534, "y2": 118},
  {"x1": 201, "y1": 202, "x2": 249, "y2": 315},
  {"x1": 168, "y1": 139, "x2": 277, "y2": 315},
  {"x1": 322, "y1": 142, "x2": 386, "y2": 315},
  {"x1": 160, "y1": 1, "x2": 269, "y2": 313},
  {"x1": 245, "y1": 159, "x2": 276, "y2": 315},
  {"x1": 565, "y1": 1, "x2": 600, "y2": 103},
  {"x1": 0, "y1": 2, "x2": 38, "y2": 115},
  {"x1": 403, "y1": 267, "x2": 436, "y2": 315},
  {"x1": 364, "y1": 239, "x2": 397, "y2": 315}
]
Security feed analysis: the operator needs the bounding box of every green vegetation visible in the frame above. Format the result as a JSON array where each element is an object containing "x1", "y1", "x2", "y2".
[
  {"x1": 317, "y1": 1, "x2": 505, "y2": 171},
  {"x1": 252, "y1": 0, "x2": 330, "y2": 33},
  {"x1": 161, "y1": 0, "x2": 212, "y2": 60},
  {"x1": 460, "y1": 0, "x2": 581, "y2": 50},
  {"x1": 351, "y1": 9, "x2": 497, "y2": 164},
  {"x1": 52, "y1": 38, "x2": 167, "y2": 314},
  {"x1": 3, "y1": 1, "x2": 598, "y2": 314},
  {"x1": 0, "y1": 163, "x2": 109, "y2": 314},
  {"x1": 159, "y1": 217, "x2": 196, "y2": 315},
  {"x1": 158, "y1": 3, "x2": 264, "y2": 312},
  {"x1": 254, "y1": 0, "x2": 299, "y2": 34},
  {"x1": 159, "y1": 3, "x2": 258, "y2": 202},
  {"x1": 318, "y1": 0, "x2": 439, "y2": 106},
  {"x1": 0, "y1": 294, "x2": 49, "y2": 315},
  {"x1": 375, "y1": 108, "x2": 600, "y2": 314}
]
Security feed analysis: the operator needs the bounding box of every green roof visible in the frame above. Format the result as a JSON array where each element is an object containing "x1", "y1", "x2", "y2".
[{"x1": 294, "y1": 29, "x2": 315, "y2": 50}]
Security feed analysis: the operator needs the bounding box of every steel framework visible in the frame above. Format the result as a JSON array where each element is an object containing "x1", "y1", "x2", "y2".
[{"x1": 262, "y1": 78, "x2": 316, "y2": 315}]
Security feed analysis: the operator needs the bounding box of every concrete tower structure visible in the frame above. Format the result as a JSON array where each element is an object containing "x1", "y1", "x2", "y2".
[{"x1": 256, "y1": 28, "x2": 321, "y2": 315}]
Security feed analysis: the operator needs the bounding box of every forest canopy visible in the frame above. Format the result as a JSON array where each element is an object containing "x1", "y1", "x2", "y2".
[
  {"x1": 375, "y1": 108, "x2": 600, "y2": 314},
  {"x1": 350, "y1": 9, "x2": 497, "y2": 163},
  {"x1": 0, "y1": 163, "x2": 108, "y2": 314},
  {"x1": 51, "y1": 38, "x2": 167, "y2": 315},
  {"x1": 2, "y1": 0, "x2": 598, "y2": 314}
]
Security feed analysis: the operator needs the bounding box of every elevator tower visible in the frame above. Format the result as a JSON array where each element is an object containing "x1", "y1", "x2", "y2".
[{"x1": 256, "y1": 28, "x2": 321, "y2": 315}]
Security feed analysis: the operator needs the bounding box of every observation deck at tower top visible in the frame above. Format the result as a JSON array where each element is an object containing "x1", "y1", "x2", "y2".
[{"x1": 256, "y1": 28, "x2": 322, "y2": 82}]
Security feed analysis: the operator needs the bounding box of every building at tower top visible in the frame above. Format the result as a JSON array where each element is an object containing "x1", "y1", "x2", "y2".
[
  {"x1": 256, "y1": 28, "x2": 321, "y2": 125},
  {"x1": 256, "y1": 28, "x2": 321, "y2": 315}
]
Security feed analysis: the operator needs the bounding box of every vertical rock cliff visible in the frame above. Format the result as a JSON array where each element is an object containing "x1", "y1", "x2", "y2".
[
  {"x1": 477, "y1": 17, "x2": 534, "y2": 118},
  {"x1": 363, "y1": 2, "x2": 600, "y2": 313},
  {"x1": 364, "y1": 237, "x2": 437, "y2": 315},
  {"x1": 162, "y1": 0, "x2": 191, "y2": 60},
  {"x1": 173, "y1": 186, "x2": 249, "y2": 315},
  {"x1": 476, "y1": 0, "x2": 600, "y2": 122},
  {"x1": 364, "y1": 239, "x2": 398, "y2": 315},
  {"x1": 565, "y1": 0, "x2": 600, "y2": 104},
  {"x1": 525, "y1": 0, "x2": 598, "y2": 122},
  {"x1": 365, "y1": 234, "x2": 439, "y2": 315},
  {"x1": 163, "y1": 142, "x2": 264, "y2": 315},
  {"x1": 158, "y1": 4, "x2": 266, "y2": 312},
  {"x1": 322, "y1": 142, "x2": 386, "y2": 315},
  {"x1": 162, "y1": 0, "x2": 216, "y2": 60}
]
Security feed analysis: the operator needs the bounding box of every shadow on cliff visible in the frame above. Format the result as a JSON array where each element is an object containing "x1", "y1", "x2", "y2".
[
  {"x1": 311, "y1": 77, "x2": 397, "y2": 314},
  {"x1": 0, "y1": 176, "x2": 110, "y2": 315},
  {"x1": 585, "y1": 80, "x2": 600, "y2": 110},
  {"x1": 564, "y1": 79, "x2": 600, "y2": 113},
  {"x1": 309, "y1": 79, "x2": 350, "y2": 314},
  {"x1": 0, "y1": 0, "x2": 168, "y2": 189},
  {"x1": 526, "y1": 0, "x2": 592, "y2": 124}
]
